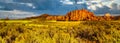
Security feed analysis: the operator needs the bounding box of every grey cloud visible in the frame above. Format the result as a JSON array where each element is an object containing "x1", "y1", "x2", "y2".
[{"x1": 94, "y1": 3, "x2": 120, "y2": 14}]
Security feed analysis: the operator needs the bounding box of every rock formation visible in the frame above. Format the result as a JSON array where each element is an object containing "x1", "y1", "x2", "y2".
[
  {"x1": 66, "y1": 9, "x2": 97, "y2": 21},
  {"x1": 103, "y1": 13, "x2": 113, "y2": 20},
  {"x1": 104, "y1": 13, "x2": 111, "y2": 17},
  {"x1": 25, "y1": 9, "x2": 116, "y2": 21},
  {"x1": 46, "y1": 16, "x2": 65, "y2": 21}
]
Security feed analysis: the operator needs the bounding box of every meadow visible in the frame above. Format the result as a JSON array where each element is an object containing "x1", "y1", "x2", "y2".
[{"x1": 0, "y1": 20, "x2": 120, "y2": 43}]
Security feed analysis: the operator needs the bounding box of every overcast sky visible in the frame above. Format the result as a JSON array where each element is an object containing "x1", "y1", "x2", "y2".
[
  {"x1": 0, "y1": 0, "x2": 120, "y2": 10},
  {"x1": 0, "y1": 0, "x2": 120, "y2": 19}
]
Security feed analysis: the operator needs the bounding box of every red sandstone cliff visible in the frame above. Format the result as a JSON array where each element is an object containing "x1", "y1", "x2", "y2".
[
  {"x1": 25, "y1": 9, "x2": 116, "y2": 21},
  {"x1": 66, "y1": 9, "x2": 97, "y2": 21}
]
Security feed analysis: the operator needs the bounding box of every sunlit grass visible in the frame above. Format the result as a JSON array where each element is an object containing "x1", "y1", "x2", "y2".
[
  {"x1": 0, "y1": 20, "x2": 120, "y2": 43},
  {"x1": 0, "y1": 20, "x2": 32, "y2": 23}
]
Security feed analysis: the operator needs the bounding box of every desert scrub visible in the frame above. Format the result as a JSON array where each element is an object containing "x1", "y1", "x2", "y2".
[
  {"x1": 77, "y1": 21, "x2": 120, "y2": 43},
  {"x1": 0, "y1": 36, "x2": 6, "y2": 43},
  {"x1": 0, "y1": 21, "x2": 120, "y2": 43}
]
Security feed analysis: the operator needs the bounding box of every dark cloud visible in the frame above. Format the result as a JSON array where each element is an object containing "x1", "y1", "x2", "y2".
[
  {"x1": 94, "y1": 3, "x2": 120, "y2": 14},
  {"x1": 13, "y1": 0, "x2": 62, "y2": 10},
  {"x1": 0, "y1": 0, "x2": 120, "y2": 14}
]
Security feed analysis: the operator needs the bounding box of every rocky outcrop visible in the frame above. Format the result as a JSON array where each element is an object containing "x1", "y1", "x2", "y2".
[
  {"x1": 46, "y1": 16, "x2": 66, "y2": 21},
  {"x1": 25, "y1": 9, "x2": 116, "y2": 21},
  {"x1": 103, "y1": 13, "x2": 113, "y2": 20},
  {"x1": 66, "y1": 9, "x2": 98, "y2": 21},
  {"x1": 104, "y1": 13, "x2": 111, "y2": 17}
]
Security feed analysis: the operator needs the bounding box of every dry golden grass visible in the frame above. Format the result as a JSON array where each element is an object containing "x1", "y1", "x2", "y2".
[{"x1": 0, "y1": 20, "x2": 120, "y2": 43}]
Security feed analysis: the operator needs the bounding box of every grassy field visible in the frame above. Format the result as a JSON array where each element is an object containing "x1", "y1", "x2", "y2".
[{"x1": 0, "y1": 20, "x2": 120, "y2": 43}]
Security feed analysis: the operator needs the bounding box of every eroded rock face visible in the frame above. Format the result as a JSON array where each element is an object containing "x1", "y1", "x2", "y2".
[
  {"x1": 46, "y1": 16, "x2": 66, "y2": 21},
  {"x1": 46, "y1": 16, "x2": 56, "y2": 20},
  {"x1": 104, "y1": 13, "x2": 113, "y2": 20},
  {"x1": 45, "y1": 9, "x2": 115, "y2": 21},
  {"x1": 66, "y1": 9, "x2": 97, "y2": 21},
  {"x1": 104, "y1": 13, "x2": 111, "y2": 17}
]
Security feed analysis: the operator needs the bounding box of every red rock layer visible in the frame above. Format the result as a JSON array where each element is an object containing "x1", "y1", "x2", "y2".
[
  {"x1": 46, "y1": 9, "x2": 114, "y2": 21},
  {"x1": 66, "y1": 9, "x2": 97, "y2": 21}
]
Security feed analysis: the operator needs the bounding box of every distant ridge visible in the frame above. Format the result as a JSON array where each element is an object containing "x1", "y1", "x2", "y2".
[
  {"x1": 24, "y1": 9, "x2": 119, "y2": 21},
  {"x1": 66, "y1": 9, "x2": 97, "y2": 21}
]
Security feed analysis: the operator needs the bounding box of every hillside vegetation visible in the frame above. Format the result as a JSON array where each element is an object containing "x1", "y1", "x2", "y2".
[
  {"x1": 23, "y1": 9, "x2": 120, "y2": 21},
  {"x1": 0, "y1": 9, "x2": 120, "y2": 43},
  {"x1": 0, "y1": 20, "x2": 120, "y2": 43}
]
